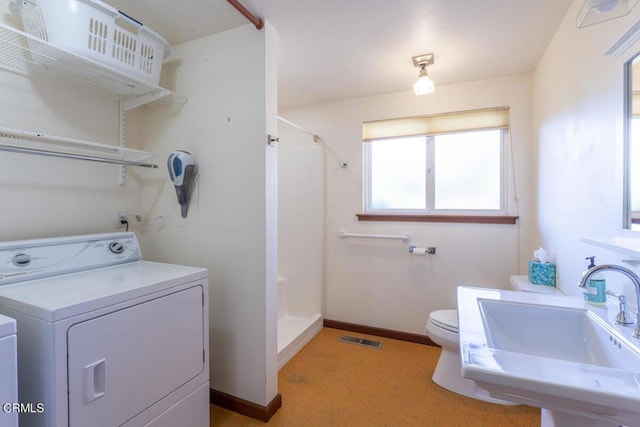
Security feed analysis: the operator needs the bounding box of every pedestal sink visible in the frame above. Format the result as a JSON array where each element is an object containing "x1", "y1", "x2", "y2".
[{"x1": 458, "y1": 286, "x2": 640, "y2": 427}]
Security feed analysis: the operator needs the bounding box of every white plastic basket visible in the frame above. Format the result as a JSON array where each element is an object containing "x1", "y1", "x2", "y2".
[{"x1": 11, "y1": 0, "x2": 170, "y2": 84}]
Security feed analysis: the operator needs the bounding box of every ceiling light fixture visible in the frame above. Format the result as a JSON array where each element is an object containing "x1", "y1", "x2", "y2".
[
  {"x1": 412, "y1": 53, "x2": 435, "y2": 96},
  {"x1": 577, "y1": 0, "x2": 639, "y2": 28}
]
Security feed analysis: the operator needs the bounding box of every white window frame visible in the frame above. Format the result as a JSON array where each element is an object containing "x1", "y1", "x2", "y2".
[{"x1": 363, "y1": 129, "x2": 509, "y2": 216}]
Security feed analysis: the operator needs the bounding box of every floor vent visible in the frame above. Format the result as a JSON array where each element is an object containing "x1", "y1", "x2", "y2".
[{"x1": 338, "y1": 335, "x2": 383, "y2": 349}]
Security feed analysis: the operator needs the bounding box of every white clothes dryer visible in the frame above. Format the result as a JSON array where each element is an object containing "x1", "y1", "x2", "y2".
[{"x1": 0, "y1": 232, "x2": 209, "y2": 427}]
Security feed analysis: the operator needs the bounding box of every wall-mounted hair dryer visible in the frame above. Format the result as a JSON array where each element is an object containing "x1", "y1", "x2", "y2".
[{"x1": 167, "y1": 150, "x2": 197, "y2": 218}]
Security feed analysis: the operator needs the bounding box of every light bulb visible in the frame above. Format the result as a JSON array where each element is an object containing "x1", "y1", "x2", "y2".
[
  {"x1": 593, "y1": 0, "x2": 620, "y2": 13},
  {"x1": 413, "y1": 70, "x2": 434, "y2": 96}
]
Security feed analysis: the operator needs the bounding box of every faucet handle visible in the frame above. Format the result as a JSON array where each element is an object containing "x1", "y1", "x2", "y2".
[
  {"x1": 618, "y1": 294, "x2": 627, "y2": 306},
  {"x1": 614, "y1": 294, "x2": 634, "y2": 326}
]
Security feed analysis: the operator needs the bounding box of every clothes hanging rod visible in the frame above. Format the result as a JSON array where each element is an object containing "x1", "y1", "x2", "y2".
[
  {"x1": 339, "y1": 231, "x2": 411, "y2": 241},
  {"x1": 278, "y1": 116, "x2": 321, "y2": 143},
  {"x1": 0, "y1": 145, "x2": 158, "y2": 168},
  {"x1": 227, "y1": 0, "x2": 264, "y2": 30}
]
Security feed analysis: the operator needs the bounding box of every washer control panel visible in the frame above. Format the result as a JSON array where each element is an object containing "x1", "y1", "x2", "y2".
[{"x1": 0, "y1": 232, "x2": 140, "y2": 286}]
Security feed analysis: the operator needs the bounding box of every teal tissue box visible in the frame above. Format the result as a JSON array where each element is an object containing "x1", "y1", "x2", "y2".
[{"x1": 528, "y1": 261, "x2": 556, "y2": 286}]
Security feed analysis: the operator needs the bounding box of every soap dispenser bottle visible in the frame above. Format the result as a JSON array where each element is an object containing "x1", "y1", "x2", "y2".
[{"x1": 582, "y1": 256, "x2": 606, "y2": 305}]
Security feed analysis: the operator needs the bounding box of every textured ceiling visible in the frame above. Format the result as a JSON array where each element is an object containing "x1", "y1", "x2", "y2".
[{"x1": 104, "y1": 0, "x2": 574, "y2": 108}]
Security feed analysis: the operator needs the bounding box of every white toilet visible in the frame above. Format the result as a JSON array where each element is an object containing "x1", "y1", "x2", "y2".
[
  {"x1": 426, "y1": 277, "x2": 562, "y2": 404},
  {"x1": 427, "y1": 309, "x2": 513, "y2": 404}
]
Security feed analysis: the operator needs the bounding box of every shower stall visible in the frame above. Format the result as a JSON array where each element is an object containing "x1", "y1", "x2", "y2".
[{"x1": 277, "y1": 117, "x2": 323, "y2": 369}]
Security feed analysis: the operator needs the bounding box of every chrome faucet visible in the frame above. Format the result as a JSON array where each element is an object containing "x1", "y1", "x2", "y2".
[{"x1": 579, "y1": 264, "x2": 640, "y2": 338}]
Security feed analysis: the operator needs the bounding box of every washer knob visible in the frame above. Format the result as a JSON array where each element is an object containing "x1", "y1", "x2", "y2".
[
  {"x1": 108, "y1": 241, "x2": 125, "y2": 254},
  {"x1": 12, "y1": 253, "x2": 31, "y2": 267}
]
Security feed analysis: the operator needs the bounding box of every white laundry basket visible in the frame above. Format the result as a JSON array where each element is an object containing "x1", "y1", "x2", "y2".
[{"x1": 11, "y1": 0, "x2": 170, "y2": 84}]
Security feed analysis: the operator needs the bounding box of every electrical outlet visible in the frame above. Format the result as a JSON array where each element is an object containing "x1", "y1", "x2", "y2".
[{"x1": 117, "y1": 211, "x2": 129, "y2": 228}]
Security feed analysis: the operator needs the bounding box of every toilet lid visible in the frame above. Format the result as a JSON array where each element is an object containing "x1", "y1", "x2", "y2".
[{"x1": 429, "y1": 309, "x2": 458, "y2": 333}]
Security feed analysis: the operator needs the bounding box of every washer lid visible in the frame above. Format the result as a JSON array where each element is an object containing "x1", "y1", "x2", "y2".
[{"x1": 429, "y1": 309, "x2": 458, "y2": 332}]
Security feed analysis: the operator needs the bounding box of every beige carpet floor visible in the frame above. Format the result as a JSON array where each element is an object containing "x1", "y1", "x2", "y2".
[{"x1": 211, "y1": 327, "x2": 540, "y2": 426}]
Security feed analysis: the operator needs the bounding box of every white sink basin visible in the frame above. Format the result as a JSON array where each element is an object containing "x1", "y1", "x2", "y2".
[
  {"x1": 459, "y1": 287, "x2": 640, "y2": 427},
  {"x1": 479, "y1": 299, "x2": 640, "y2": 369}
]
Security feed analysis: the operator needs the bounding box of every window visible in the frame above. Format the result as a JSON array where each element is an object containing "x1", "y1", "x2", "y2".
[
  {"x1": 362, "y1": 107, "x2": 515, "y2": 222},
  {"x1": 629, "y1": 90, "x2": 640, "y2": 224},
  {"x1": 630, "y1": 117, "x2": 640, "y2": 222},
  {"x1": 368, "y1": 136, "x2": 427, "y2": 210}
]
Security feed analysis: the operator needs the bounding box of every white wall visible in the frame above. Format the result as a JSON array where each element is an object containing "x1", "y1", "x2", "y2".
[
  {"x1": 130, "y1": 24, "x2": 278, "y2": 407},
  {"x1": 534, "y1": 0, "x2": 640, "y2": 299},
  {"x1": 281, "y1": 74, "x2": 533, "y2": 335},
  {"x1": 0, "y1": 8, "x2": 141, "y2": 240}
]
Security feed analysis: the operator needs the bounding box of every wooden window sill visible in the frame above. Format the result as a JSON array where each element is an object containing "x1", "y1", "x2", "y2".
[{"x1": 356, "y1": 214, "x2": 519, "y2": 224}]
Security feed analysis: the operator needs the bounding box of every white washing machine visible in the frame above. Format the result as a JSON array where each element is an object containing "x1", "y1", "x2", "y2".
[
  {"x1": 0, "y1": 313, "x2": 18, "y2": 427},
  {"x1": 0, "y1": 232, "x2": 209, "y2": 427}
]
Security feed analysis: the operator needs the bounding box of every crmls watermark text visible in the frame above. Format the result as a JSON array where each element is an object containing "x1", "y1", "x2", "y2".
[{"x1": 2, "y1": 403, "x2": 44, "y2": 413}]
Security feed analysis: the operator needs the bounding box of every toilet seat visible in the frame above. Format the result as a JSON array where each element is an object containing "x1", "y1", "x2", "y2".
[{"x1": 428, "y1": 309, "x2": 458, "y2": 333}]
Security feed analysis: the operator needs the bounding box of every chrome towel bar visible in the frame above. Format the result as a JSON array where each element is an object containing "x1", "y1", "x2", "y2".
[{"x1": 339, "y1": 231, "x2": 411, "y2": 241}]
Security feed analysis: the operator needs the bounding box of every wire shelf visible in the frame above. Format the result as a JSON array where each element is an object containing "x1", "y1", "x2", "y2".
[
  {"x1": 0, "y1": 22, "x2": 173, "y2": 169},
  {"x1": 0, "y1": 126, "x2": 158, "y2": 168},
  {"x1": 0, "y1": 22, "x2": 177, "y2": 110}
]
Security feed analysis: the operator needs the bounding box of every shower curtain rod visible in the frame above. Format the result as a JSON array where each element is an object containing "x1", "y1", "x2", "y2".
[
  {"x1": 227, "y1": 0, "x2": 264, "y2": 30},
  {"x1": 278, "y1": 116, "x2": 321, "y2": 143}
]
